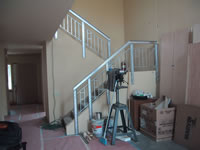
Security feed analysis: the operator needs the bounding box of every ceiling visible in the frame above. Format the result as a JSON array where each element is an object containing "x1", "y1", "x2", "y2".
[
  {"x1": 6, "y1": 44, "x2": 42, "y2": 55},
  {"x1": 0, "y1": 0, "x2": 74, "y2": 43}
]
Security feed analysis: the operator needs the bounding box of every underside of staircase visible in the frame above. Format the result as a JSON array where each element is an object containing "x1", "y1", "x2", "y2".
[
  {"x1": 58, "y1": 10, "x2": 110, "y2": 130},
  {"x1": 63, "y1": 81, "x2": 107, "y2": 127},
  {"x1": 55, "y1": 10, "x2": 158, "y2": 135}
]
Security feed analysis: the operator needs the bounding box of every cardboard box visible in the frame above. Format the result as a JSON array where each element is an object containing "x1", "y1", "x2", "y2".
[
  {"x1": 140, "y1": 102, "x2": 175, "y2": 141},
  {"x1": 174, "y1": 105, "x2": 200, "y2": 150}
]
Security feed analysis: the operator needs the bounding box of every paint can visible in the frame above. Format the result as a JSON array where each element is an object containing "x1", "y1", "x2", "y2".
[
  {"x1": 91, "y1": 119, "x2": 104, "y2": 137},
  {"x1": 95, "y1": 112, "x2": 102, "y2": 120}
]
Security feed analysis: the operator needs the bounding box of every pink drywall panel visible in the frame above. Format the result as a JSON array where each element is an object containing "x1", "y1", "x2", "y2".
[
  {"x1": 44, "y1": 136, "x2": 87, "y2": 150},
  {"x1": 20, "y1": 119, "x2": 43, "y2": 150},
  {"x1": 88, "y1": 138, "x2": 137, "y2": 150},
  {"x1": 5, "y1": 104, "x2": 138, "y2": 150},
  {"x1": 160, "y1": 29, "x2": 189, "y2": 104},
  {"x1": 42, "y1": 128, "x2": 65, "y2": 139},
  {"x1": 160, "y1": 32, "x2": 174, "y2": 98},
  {"x1": 172, "y1": 29, "x2": 189, "y2": 104},
  {"x1": 187, "y1": 43, "x2": 200, "y2": 107}
]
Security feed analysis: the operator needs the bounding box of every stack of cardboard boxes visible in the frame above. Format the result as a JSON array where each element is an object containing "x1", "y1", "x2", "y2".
[
  {"x1": 140, "y1": 98, "x2": 175, "y2": 141},
  {"x1": 138, "y1": 96, "x2": 200, "y2": 149}
]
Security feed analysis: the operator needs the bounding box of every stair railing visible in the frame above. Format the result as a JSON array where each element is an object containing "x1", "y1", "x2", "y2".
[
  {"x1": 60, "y1": 10, "x2": 111, "y2": 59},
  {"x1": 73, "y1": 40, "x2": 158, "y2": 135}
]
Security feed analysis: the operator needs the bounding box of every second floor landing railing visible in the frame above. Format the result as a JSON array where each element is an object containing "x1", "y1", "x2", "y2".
[{"x1": 60, "y1": 10, "x2": 111, "y2": 60}]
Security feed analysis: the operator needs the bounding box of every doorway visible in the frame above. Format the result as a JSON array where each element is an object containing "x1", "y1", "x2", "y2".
[
  {"x1": 6, "y1": 52, "x2": 44, "y2": 122},
  {"x1": 12, "y1": 63, "x2": 39, "y2": 104}
]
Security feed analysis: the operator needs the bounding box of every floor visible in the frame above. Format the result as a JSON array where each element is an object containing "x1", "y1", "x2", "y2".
[
  {"x1": 131, "y1": 133, "x2": 188, "y2": 150},
  {"x1": 4, "y1": 104, "x2": 136, "y2": 150},
  {"x1": 4, "y1": 105, "x2": 188, "y2": 150}
]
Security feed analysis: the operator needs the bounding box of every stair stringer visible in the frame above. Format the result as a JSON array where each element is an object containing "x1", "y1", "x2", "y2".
[{"x1": 66, "y1": 92, "x2": 108, "y2": 135}]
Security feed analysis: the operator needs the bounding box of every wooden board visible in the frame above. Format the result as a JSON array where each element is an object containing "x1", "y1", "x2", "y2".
[
  {"x1": 172, "y1": 29, "x2": 189, "y2": 104},
  {"x1": 193, "y1": 24, "x2": 200, "y2": 43},
  {"x1": 160, "y1": 29, "x2": 189, "y2": 104},
  {"x1": 160, "y1": 32, "x2": 174, "y2": 98},
  {"x1": 186, "y1": 43, "x2": 200, "y2": 107}
]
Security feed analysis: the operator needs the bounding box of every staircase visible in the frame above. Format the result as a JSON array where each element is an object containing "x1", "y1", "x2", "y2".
[
  {"x1": 58, "y1": 10, "x2": 111, "y2": 128},
  {"x1": 72, "y1": 41, "x2": 159, "y2": 135},
  {"x1": 58, "y1": 10, "x2": 159, "y2": 135}
]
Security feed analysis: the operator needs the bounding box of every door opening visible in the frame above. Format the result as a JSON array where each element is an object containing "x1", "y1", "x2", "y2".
[{"x1": 5, "y1": 53, "x2": 45, "y2": 122}]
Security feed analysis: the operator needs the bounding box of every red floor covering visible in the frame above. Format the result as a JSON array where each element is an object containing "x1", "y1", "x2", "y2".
[{"x1": 5, "y1": 104, "x2": 137, "y2": 150}]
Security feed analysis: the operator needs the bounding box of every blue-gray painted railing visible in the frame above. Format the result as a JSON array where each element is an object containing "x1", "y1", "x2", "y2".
[{"x1": 73, "y1": 40, "x2": 158, "y2": 135}]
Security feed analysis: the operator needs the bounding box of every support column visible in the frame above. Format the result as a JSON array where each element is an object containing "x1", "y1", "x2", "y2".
[{"x1": 0, "y1": 45, "x2": 8, "y2": 121}]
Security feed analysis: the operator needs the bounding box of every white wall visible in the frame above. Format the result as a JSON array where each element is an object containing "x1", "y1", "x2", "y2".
[
  {"x1": 46, "y1": 29, "x2": 104, "y2": 122},
  {"x1": 123, "y1": 0, "x2": 200, "y2": 101},
  {"x1": 0, "y1": 44, "x2": 8, "y2": 121},
  {"x1": 46, "y1": 0, "x2": 126, "y2": 122},
  {"x1": 41, "y1": 43, "x2": 50, "y2": 121},
  {"x1": 124, "y1": 0, "x2": 200, "y2": 41},
  {"x1": 72, "y1": 0, "x2": 125, "y2": 53}
]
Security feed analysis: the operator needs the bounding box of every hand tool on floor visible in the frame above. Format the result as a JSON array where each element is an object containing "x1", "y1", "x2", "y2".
[{"x1": 80, "y1": 132, "x2": 89, "y2": 144}]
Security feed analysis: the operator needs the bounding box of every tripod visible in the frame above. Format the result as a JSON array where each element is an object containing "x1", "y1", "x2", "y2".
[{"x1": 104, "y1": 81, "x2": 137, "y2": 145}]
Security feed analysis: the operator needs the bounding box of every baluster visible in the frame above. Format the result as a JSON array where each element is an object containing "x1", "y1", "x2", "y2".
[
  {"x1": 130, "y1": 43, "x2": 134, "y2": 84},
  {"x1": 100, "y1": 38, "x2": 103, "y2": 57},
  {"x1": 97, "y1": 37, "x2": 100, "y2": 55},
  {"x1": 145, "y1": 48, "x2": 148, "y2": 69},
  {"x1": 82, "y1": 22, "x2": 86, "y2": 58},
  {"x1": 142, "y1": 48, "x2": 144, "y2": 68},
  {"x1": 106, "y1": 63, "x2": 110, "y2": 105},
  {"x1": 88, "y1": 78, "x2": 92, "y2": 120},
  {"x1": 154, "y1": 44, "x2": 159, "y2": 81},
  {"x1": 93, "y1": 33, "x2": 96, "y2": 52},
  {"x1": 101, "y1": 71, "x2": 104, "y2": 91},
  {"x1": 93, "y1": 79, "x2": 96, "y2": 99},
  {"x1": 73, "y1": 89, "x2": 79, "y2": 135},
  {"x1": 148, "y1": 48, "x2": 151, "y2": 68},
  {"x1": 70, "y1": 17, "x2": 73, "y2": 35},
  {"x1": 79, "y1": 91, "x2": 82, "y2": 111},
  {"x1": 78, "y1": 22, "x2": 81, "y2": 41},
  {"x1": 67, "y1": 15, "x2": 69, "y2": 33},
  {"x1": 108, "y1": 40, "x2": 111, "y2": 58},
  {"x1": 118, "y1": 56, "x2": 121, "y2": 68},
  {"x1": 83, "y1": 87, "x2": 86, "y2": 107},
  {"x1": 90, "y1": 31, "x2": 93, "y2": 49},
  {"x1": 86, "y1": 29, "x2": 89, "y2": 47},
  {"x1": 74, "y1": 20, "x2": 77, "y2": 39},
  {"x1": 86, "y1": 29, "x2": 92, "y2": 48},
  {"x1": 104, "y1": 41, "x2": 107, "y2": 58},
  {"x1": 139, "y1": 48, "x2": 142, "y2": 68}
]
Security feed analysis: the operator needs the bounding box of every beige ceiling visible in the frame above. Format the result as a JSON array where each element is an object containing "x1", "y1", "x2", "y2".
[{"x1": 0, "y1": 0, "x2": 74, "y2": 43}]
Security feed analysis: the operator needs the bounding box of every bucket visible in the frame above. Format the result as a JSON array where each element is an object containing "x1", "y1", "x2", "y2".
[{"x1": 91, "y1": 119, "x2": 104, "y2": 137}]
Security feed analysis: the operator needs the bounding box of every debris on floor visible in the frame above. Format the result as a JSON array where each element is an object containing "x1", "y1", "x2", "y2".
[
  {"x1": 42, "y1": 120, "x2": 63, "y2": 130},
  {"x1": 80, "y1": 131, "x2": 96, "y2": 144},
  {"x1": 116, "y1": 135, "x2": 131, "y2": 142}
]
